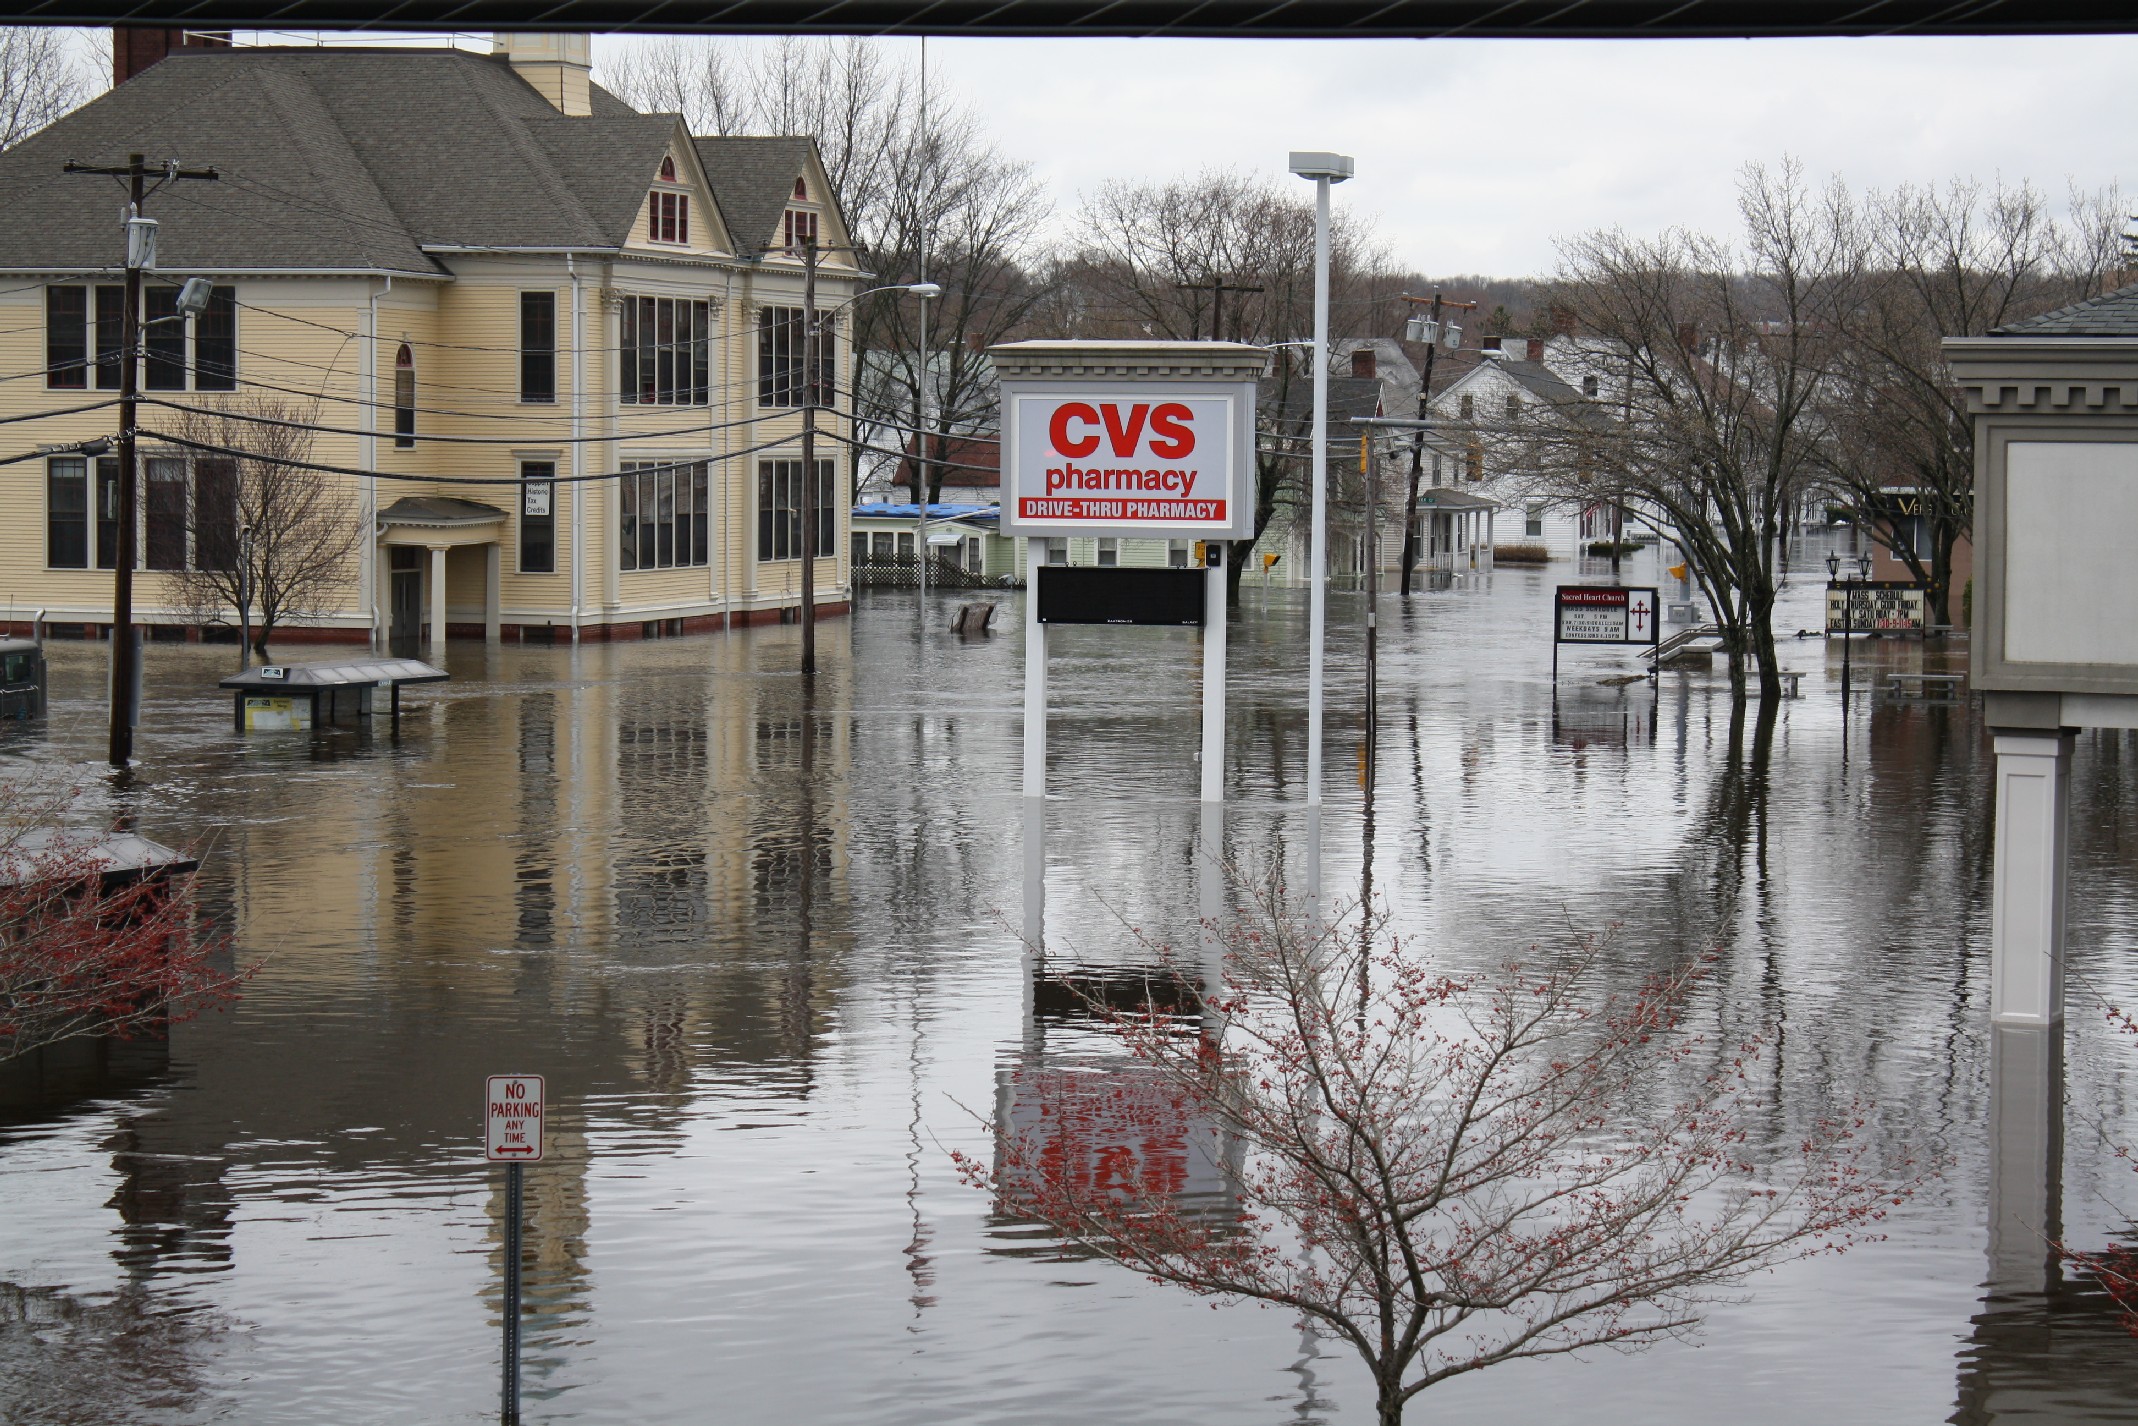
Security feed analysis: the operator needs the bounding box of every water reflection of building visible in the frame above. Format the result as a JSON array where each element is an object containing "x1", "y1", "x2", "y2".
[{"x1": 0, "y1": 634, "x2": 858, "y2": 1402}]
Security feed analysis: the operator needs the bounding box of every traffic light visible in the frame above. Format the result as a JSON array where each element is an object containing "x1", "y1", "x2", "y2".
[{"x1": 1191, "y1": 541, "x2": 1206, "y2": 566}]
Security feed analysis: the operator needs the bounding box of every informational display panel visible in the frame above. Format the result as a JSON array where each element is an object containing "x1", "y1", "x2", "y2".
[
  {"x1": 999, "y1": 384, "x2": 1256, "y2": 541},
  {"x1": 1554, "y1": 586, "x2": 1659, "y2": 646},
  {"x1": 1825, "y1": 581, "x2": 1928, "y2": 635},
  {"x1": 1036, "y1": 567, "x2": 1206, "y2": 626}
]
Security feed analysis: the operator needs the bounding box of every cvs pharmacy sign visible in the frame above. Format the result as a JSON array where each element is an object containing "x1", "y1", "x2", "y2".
[{"x1": 995, "y1": 345, "x2": 1258, "y2": 541}]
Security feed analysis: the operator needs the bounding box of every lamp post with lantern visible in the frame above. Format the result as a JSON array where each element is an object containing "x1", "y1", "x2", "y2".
[{"x1": 1828, "y1": 547, "x2": 1875, "y2": 702}]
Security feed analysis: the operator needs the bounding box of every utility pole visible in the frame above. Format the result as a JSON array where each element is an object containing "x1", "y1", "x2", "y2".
[
  {"x1": 64, "y1": 154, "x2": 218, "y2": 768},
  {"x1": 1175, "y1": 274, "x2": 1263, "y2": 342},
  {"x1": 1396, "y1": 293, "x2": 1476, "y2": 596},
  {"x1": 800, "y1": 236, "x2": 819, "y2": 679}
]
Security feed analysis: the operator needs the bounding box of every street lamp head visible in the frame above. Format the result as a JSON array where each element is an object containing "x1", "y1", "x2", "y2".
[
  {"x1": 1288, "y1": 151, "x2": 1354, "y2": 183},
  {"x1": 904, "y1": 282, "x2": 943, "y2": 300},
  {"x1": 1857, "y1": 551, "x2": 1874, "y2": 579},
  {"x1": 77, "y1": 437, "x2": 110, "y2": 457},
  {"x1": 1826, "y1": 551, "x2": 1841, "y2": 579},
  {"x1": 175, "y1": 276, "x2": 214, "y2": 318}
]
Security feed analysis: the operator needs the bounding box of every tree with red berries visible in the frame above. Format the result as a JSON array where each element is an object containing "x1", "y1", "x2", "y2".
[
  {"x1": 0, "y1": 786, "x2": 237, "y2": 1061},
  {"x1": 960, "y1": 892, "x2": 1906, "y2": 1426}
]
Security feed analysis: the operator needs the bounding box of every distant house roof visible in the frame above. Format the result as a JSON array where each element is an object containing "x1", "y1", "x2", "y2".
[
  {"x1": 1436, "y1": 356, "x2": 1616, "y2": 431},
  {"x1": 894, "y1": 435, "x2": 1001, "y2": 489},
  {"x1": 853, "y1": 502, "x2": 998, "y2": 523},
  {"x1": 1994, "y1": 284, "x2": 2138, "y2": 337},
  {"x1": 1266, "y1": 374, "x2": 1384, "y2": 427},
  {"x1": 0, "y1": 47, "x2": 833, "y2": 276}
]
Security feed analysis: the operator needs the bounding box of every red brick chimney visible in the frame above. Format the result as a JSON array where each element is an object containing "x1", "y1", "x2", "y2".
[
  {"x1": 1525, "y1": 337, "x2": 1545, "y2": 363},
  {"x1": 1350, "y1": 346, "x2": 1377, "y2": 379},
  {"x1": 114, "y1": 27, "x2": 230, "y2": 87}
]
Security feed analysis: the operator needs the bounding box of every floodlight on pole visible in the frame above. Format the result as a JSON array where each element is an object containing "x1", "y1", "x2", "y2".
[{"x1": 1289, "y1": 149, "x2": 1351, "y2": 910}]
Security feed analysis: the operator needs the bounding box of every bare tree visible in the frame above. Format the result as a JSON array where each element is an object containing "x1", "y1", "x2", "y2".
[
  {"x1": 0, "y1": 782, "x2": 238, "y2": 1062},
  {"x1": 1054, "y1": 170, "x2": 1394, "y2": 598},
  {"x1": 958, "y1": 887, "x2": 1901, "y2": 1426},
  {"x1": 1534, "y1": 163, "x2": 1847, "y2": 699},
  {"x1": 603, "y1": 36, "x2": 1049, "y2": 505},
  {"x1": 0, "y1": 27, "x2": 96, "y2": 151},
  {"x1": 161, "y1": 398, "x2": 364, "y2": 659},
  {"x1": 1814, "y1": 178, "x2": 2127, "y2": 625}
]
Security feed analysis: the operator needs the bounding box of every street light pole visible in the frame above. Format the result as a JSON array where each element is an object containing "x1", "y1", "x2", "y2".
[{"x1": 1289, "y1": 151, "x2": 1352, "y2": 900}]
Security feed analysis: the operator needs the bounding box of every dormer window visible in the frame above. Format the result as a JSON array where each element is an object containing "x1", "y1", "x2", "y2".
[
  {"x1": 783, "y1": 208, "x2": 818, "y2": 250},
  {"x1": 648, "y1": 156, "x2": 688, "y2": 245},
  {"x1": 793, "y1": 176, "x2": 807, "y2": 200}
]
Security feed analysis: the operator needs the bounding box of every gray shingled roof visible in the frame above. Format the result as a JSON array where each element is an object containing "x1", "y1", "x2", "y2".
[
  {"x1": 0, "y1": 47, "x2": 774, "y2": 274},
  {"x1": 1499, "y1": 358, "x2": 1617, "y2": 430},
  {"x1": 1993, "y1": 283, "x2": 2138, "y2": 337},
  {"x1": 691, "y1": 135, "x2": 813, "y2": 255}
]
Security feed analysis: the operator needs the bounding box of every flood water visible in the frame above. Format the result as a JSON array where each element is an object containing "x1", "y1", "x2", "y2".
[{"x1": 2, "y1": 544, "x2": 2134, "y2": 1424}]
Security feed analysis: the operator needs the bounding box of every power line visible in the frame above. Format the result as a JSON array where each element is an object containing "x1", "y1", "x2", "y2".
[
  {"x1": 145, "y1": 396, "x2": 793, "y2": 447},
  {"x1": 135, "y1": 428, "x2": 808, "y2": 488}
]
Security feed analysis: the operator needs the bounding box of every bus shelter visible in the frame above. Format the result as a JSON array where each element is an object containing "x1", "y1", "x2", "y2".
[{"x1": 219, "y1": 658, "x2": 448, "y2": 734}]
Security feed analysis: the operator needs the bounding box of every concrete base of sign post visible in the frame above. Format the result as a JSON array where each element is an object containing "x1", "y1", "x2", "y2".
[{"x1": 1989, "y1": 729, "x2": 2072, "y2": 1027}]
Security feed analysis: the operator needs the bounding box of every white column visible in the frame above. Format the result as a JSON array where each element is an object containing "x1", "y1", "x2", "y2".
[
  {"x1": 1990, "y1": 730, "x2": 2072, "y2": 1026},
  {"x1": 484, "y1": 543, "x2": 502, "y2": 646},
  {"x1": 1986, "y1": 1025, "x2": 2063, "y2": 1297},
  {"x1": 1021, "y1": 540, "x2": 1047, "y2": 801},
  {"x1": 1199, "y1": 545, "x2": 1226, "y2": 805},
  {"x1": 428, "y1": 545, "x2": 448, "y2": 659}
]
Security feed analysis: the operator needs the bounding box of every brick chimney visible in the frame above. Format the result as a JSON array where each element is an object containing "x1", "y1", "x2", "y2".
[
  {"x1": 1525, "y1": 337, "x2": 1546, "y2": 363},
  {"x1": 113, "y1": 27, "x2": 230, "y2": 86},
  {"x1": 1350, "y1": 346, "x2": 1377, "y2": 379},
  {"x1": 494, "y1": 33, "x2": 593, "y2": 116}
]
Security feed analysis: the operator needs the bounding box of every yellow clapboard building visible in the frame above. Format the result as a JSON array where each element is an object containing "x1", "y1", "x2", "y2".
[{"x1": 0, "y1": 33, "x2": 861, "y2": 650}]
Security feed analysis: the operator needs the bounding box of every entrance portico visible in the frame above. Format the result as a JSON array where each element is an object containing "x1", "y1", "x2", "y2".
[{"x1": 377, "y1": 497, "x2": 507, "y2": 656}]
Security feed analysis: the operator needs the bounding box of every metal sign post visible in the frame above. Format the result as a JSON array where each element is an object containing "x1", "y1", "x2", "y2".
[{"x1": 485, "y1": 1074, "x2": 544, "y2": 1424}]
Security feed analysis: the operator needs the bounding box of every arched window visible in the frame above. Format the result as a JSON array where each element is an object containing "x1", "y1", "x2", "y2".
[
  {"x1": 793, "y1": 176, "x2": 807, "y2": 200},
  {"x1": 658, "y1": 155, "x2": 677, "y2": 182},
  {"x1": 394, "y1": 343, "x2": 414, "y2": 448}
]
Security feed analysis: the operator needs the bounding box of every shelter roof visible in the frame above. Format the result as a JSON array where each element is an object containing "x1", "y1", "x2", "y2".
[
  {"x1": 0, "y1": 830, "x2": 197, "y2": 887},
  {"x1": 220, "y1": 658, "x2": 449, "y2": 691},
  {"x1": 1994, "y1": 284, "x2": 2138, "y2": 337},
  {"x1": 853, "y1": 502, "x2": 998, "y2": 521}
]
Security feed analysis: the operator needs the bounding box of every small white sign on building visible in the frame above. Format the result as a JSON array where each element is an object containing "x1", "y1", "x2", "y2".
[{"x1": 485, "y1": 1074, "x2": 545, "y2": 1162}]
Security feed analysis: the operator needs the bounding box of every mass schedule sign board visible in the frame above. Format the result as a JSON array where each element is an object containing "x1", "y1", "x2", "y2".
[
  {"x1": 1825, "y1": 582, "x2": 1927, "y2": 634},
  {"x1": 994, "y1": 343, "x2": 1262, "y2": 543},
  {"x1": 486, "y1": 1075, "x2": 544, "y2": 1162},
  {"x1": 1555, "y1": 586, "x2": 1659, "y2": 646}
]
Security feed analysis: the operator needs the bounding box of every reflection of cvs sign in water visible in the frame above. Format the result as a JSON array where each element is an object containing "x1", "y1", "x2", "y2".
[{"x1": 1016, "y1": 395, "x2": 1232, "y2": 525}]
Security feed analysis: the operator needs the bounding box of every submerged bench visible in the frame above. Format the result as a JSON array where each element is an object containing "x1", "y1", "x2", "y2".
[{"x1": 1885, "y1": 672, "x2": 1967, "y2": 700}]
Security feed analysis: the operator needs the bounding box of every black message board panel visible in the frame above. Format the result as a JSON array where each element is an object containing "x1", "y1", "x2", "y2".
[{"x1": 1036, "y1": 567, "x2": 1205, "y2": 626}]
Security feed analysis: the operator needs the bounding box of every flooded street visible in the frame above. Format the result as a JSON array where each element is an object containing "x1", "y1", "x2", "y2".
[{"x1": 3, "y1": 545, "x2": 2135, "y2": 1424}]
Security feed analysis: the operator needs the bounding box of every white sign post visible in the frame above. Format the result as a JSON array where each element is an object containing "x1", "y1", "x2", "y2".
[{"x1": 485, "y1": 1074, "x2": 543, "y2": 1425}]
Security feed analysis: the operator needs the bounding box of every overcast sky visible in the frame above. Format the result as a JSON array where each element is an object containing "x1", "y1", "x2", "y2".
[
  {"x1": 212, "y1": 29, "x2": 2133, "y2": 278},
  {"x1": 900, "y1": 35, "x2": 2134, "y2": 277}
]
